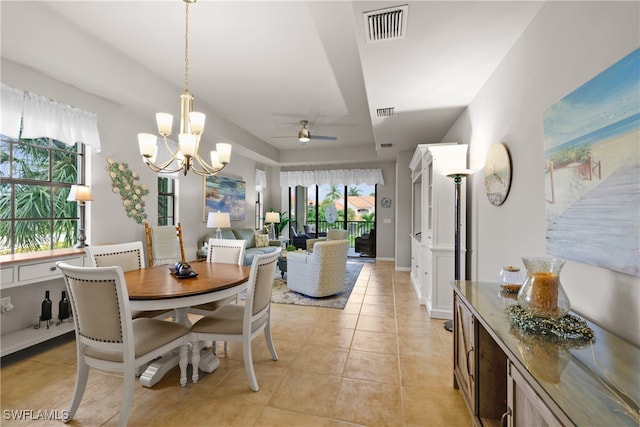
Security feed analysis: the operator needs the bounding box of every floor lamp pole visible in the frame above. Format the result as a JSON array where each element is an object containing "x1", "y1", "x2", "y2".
[
  {"x1": 453, "y1": 174, "x2": 463, "y2": 281},
  {"x1": 445, "y1": 171, "x2": 469, "y2": 331}
]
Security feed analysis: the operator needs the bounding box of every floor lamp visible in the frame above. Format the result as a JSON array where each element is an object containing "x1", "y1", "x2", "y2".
[
  {"x1": 444, "y1": 170, "x2": 471, "y2": 331},
  {"x1": 67, "y1": 185, "x2": 93, "y2": 248}
]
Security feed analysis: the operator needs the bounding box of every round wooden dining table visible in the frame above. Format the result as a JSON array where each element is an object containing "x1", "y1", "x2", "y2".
[{"x1": 124, "y1": 261, "x2": 250, "y2": 387}]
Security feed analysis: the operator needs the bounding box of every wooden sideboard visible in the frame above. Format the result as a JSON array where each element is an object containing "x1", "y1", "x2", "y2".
[
  {"x1": 1, "y1": 248, "x2": 86, "y2": 357},
  {"x1": 451, "y1": 280, "x2": 639, "y2": 427}
]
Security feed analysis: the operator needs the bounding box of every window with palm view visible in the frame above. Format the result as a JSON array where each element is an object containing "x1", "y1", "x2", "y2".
[{"x1": 0, "y1": 135, "x2": 85, "y2": 254}]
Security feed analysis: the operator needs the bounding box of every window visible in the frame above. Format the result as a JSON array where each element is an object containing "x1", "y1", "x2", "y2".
[
  {"x1": 0, "y1": 135, "x2": 85, "y2": 254},
  {"x1": 157, "y1": 176, "x2": 176, "y2": 226}
]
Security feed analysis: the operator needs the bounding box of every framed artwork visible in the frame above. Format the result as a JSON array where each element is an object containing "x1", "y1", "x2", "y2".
[
  {"x1": 543, "y1": 48, "x2": 639, "y2": 277},
  {"x1": 202, "y1": 175, "x2": 246, "y2": 221},
  {"x1": 484, "y1": 143, "x2": 512, "y2": 206}
]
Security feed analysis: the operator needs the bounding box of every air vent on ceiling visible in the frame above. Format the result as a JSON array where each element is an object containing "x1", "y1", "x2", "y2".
[
  {"x1": 363, "y1": 5, "x2": 408, "y2": 43},
  {"x1": 378, "y1": 142, "x2": 394, "y2": 149},
  {"x1": 376, "y1": 107, "x2": 396, "y2": 117}
]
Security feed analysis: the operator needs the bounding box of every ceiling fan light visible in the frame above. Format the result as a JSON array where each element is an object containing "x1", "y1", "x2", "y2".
[
  {"x1": 298, "y1": 127, "x2": 310, "y2": 142},
  {"x1": 299, "y1": 137, "x2": 310, "y2": 144}
]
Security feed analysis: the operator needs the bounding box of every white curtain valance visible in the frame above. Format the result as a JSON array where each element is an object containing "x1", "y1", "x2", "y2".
[
  {"x1": 280, "y1": 168, "x2": 384, "y2": 187},
  {"x1": 255, "y1": 169, "x2": 267, "y2": 190},
  {"x1": 0, "y1": 83, "x2": 101, "y2": 150}
]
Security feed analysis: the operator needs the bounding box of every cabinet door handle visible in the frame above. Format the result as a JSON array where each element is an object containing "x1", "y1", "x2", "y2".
[
  {"x1": 500, "y1": 407, "x2": 512, "y2": 427},
  {"x1": 466, "y1": 348, "x2": 474, "y2": 380}
]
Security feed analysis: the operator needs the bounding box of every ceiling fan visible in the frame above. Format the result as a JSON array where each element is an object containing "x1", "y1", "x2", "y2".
[{"x1": 272, "y1": 120, "x2": 337, "y2": 145}]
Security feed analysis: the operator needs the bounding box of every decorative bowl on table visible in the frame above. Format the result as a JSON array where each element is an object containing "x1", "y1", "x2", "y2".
[{"x1": 170, "y1": 261, "x2": 198, "y2": 278}]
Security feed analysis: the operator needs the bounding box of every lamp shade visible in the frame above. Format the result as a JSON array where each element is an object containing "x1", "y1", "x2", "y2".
[
  {"x1": 207, "y1": 211, "x2": 230, "y2": 229},
  {"x1": 265, "y1": 212, "x2": 280, "y2": 224},
  {"x1": 67, "y1": 185, "x2": 93, "y2": 203},
  {"x1": 445, "y1": 169, "x2": 474, "y2": 178}
]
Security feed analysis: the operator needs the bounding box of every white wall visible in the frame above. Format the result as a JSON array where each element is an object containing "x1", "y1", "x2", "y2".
[{"x1": 442, "y1": 1, "x2": 640, "y2": 345}]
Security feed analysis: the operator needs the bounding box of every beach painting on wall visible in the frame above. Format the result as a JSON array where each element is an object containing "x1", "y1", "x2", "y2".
[
  {"x1": 203, "y1": 175, "x2": 246, "y2": 221},
  {"x1": 543, "y1": 48, "x2": 639, "y2": 277}
]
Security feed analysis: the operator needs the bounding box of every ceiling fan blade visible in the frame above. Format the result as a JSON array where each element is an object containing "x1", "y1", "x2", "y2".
[
  {"x1": 271, "y1": 136, "x2": 297, "y2": 139},
  {"x1": 310, "y1": 135, "x2": 337, "y2": 141}
]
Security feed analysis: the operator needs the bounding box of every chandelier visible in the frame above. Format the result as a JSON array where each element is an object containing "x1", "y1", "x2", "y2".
[{"x1": 138, "y1": 0, "x2": 231, "y2": 176}]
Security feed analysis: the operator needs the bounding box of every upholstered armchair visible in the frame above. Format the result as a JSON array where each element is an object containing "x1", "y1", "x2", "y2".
[
  {"x1": 355, "y1": 228, "x2": 376, "y2": 257},
  {"x1": 306, "y1": 228, "x2": 348, "y2": 252},
  {"x1": 290, "y1": 226, "x2": 310, "y2": 249},
  {"x1": 286, "y1": 239, "x2": 349, "y2": 297}
]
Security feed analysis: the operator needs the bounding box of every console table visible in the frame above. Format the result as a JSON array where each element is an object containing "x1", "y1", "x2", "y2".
[
  {"x1": 451, "y1": 280, "x2": 639, "y2": 427},
  {"x1": 1, "y1": 248, "x2": 86, "y2": 357}
]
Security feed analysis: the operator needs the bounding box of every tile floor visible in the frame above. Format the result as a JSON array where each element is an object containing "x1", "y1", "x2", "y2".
[{"x1": 0, "y1": 260, "x2": 471, "y2": 426}]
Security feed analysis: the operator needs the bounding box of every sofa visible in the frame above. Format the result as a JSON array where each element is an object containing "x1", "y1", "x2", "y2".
[
  {"x1": 198, "y1": 228, "x2": 280, "y2": 266},
  {"x1": 286, "y1": 239, "x2": 349, "y2": 297}
]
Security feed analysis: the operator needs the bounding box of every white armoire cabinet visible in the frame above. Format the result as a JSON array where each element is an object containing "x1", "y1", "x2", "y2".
[{"x1": 409, "y1": 143, "x2": 468, "y2": 319}]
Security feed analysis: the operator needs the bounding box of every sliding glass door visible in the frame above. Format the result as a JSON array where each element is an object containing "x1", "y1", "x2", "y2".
[{"x1": 288, "y1": 183, "x2": 376, "y2": 251}]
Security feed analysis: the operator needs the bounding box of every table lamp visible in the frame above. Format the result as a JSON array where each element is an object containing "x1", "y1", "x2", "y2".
[
  {"x1": 264, "y1": 211, "x2": 280, "y2": 240},
  {"x1": 67, "y1": 184, "x2": 94, "y2": 248},
  {"x1": 207, "y1": 211, "x2": 230, "y2": 239}
]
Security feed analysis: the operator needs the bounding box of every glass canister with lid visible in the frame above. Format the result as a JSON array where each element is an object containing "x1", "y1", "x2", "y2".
[{"x1": 498, "y1": 266, "x2": 523, "y2": 293}]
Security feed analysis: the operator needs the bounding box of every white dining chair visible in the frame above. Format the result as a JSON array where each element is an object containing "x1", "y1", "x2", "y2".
[
  {"x1": 190, "y1": 238, "x2": 247, "y2": 354},
  {"x1": 56, "y1": 262, "x2": 190, "y2": 427},
  {"x1": 85, "y1": 242, "x2": 171, "y2": 320},
  {"x1": 190, "y1": 249, "x2": 281, "y2": 391}
]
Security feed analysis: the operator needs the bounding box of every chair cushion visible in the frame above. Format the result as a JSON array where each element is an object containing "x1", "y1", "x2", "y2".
[
  {"x1": 85, "y1": 318, "x2": 189, "y2": 362},
  {"x1": 192, "y1": 304, "x2": 244, "y2": 334},
  {"x1": 191, "y1": 295, "x2": 236, "y2": 312},
  {"x1": 232, "y1": 228, "x2": 257, "y2": 248}
]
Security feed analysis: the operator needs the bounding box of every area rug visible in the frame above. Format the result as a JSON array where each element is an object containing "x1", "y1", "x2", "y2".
[{"x1": 271, "y1": 262, "x2": 364, "y2": 309}]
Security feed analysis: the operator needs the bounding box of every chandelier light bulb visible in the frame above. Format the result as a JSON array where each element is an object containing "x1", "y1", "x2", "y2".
[
  {"x1": 216, "y1": 143, "x2": 232, "y2": 164},
  {"x1": 156, "y1": 113, "x2": 173, "y2": 136},
  {"x1": 189, "y1": 112, "x2": 205, "y2": 134},
  {"x1": 138, "y1": 133, "x2": 158, "y2": 157},
  {"x1": 178, "y1": 133, "x2": 197, "y2": 157}
]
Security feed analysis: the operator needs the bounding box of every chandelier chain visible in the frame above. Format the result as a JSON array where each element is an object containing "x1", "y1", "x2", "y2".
[{"x1": 184, "y1": 1, "x2": 190, "y2": 92}]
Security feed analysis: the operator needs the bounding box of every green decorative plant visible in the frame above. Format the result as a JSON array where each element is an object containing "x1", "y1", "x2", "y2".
[{"x1": 286, "y1": 245, "x2": 296, "y2": 252}]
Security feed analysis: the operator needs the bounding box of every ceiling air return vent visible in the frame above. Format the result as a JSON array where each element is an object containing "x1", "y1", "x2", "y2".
[
  {"x1": 364, "y1": 5, "x2": 408, "y2": 43},
  {"x1": 376, "y1": 107, "x2": 396, "y2": 118},
  {"x1": 378, "y1": 143, "x2": 394, "y2": 149}
]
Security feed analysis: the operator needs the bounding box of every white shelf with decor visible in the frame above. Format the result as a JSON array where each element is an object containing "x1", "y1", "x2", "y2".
[
  {"x1": 0, "y1": 248, "x2": 85, "y2": 357},
  {"x1": 409, "y1": 143, "x2": 468, "y2": 319}
]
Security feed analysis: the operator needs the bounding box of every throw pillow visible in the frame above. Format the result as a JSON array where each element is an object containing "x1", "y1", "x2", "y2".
[{"x1": 255, "y1": 233, "x2": 269, "y2": 248}]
